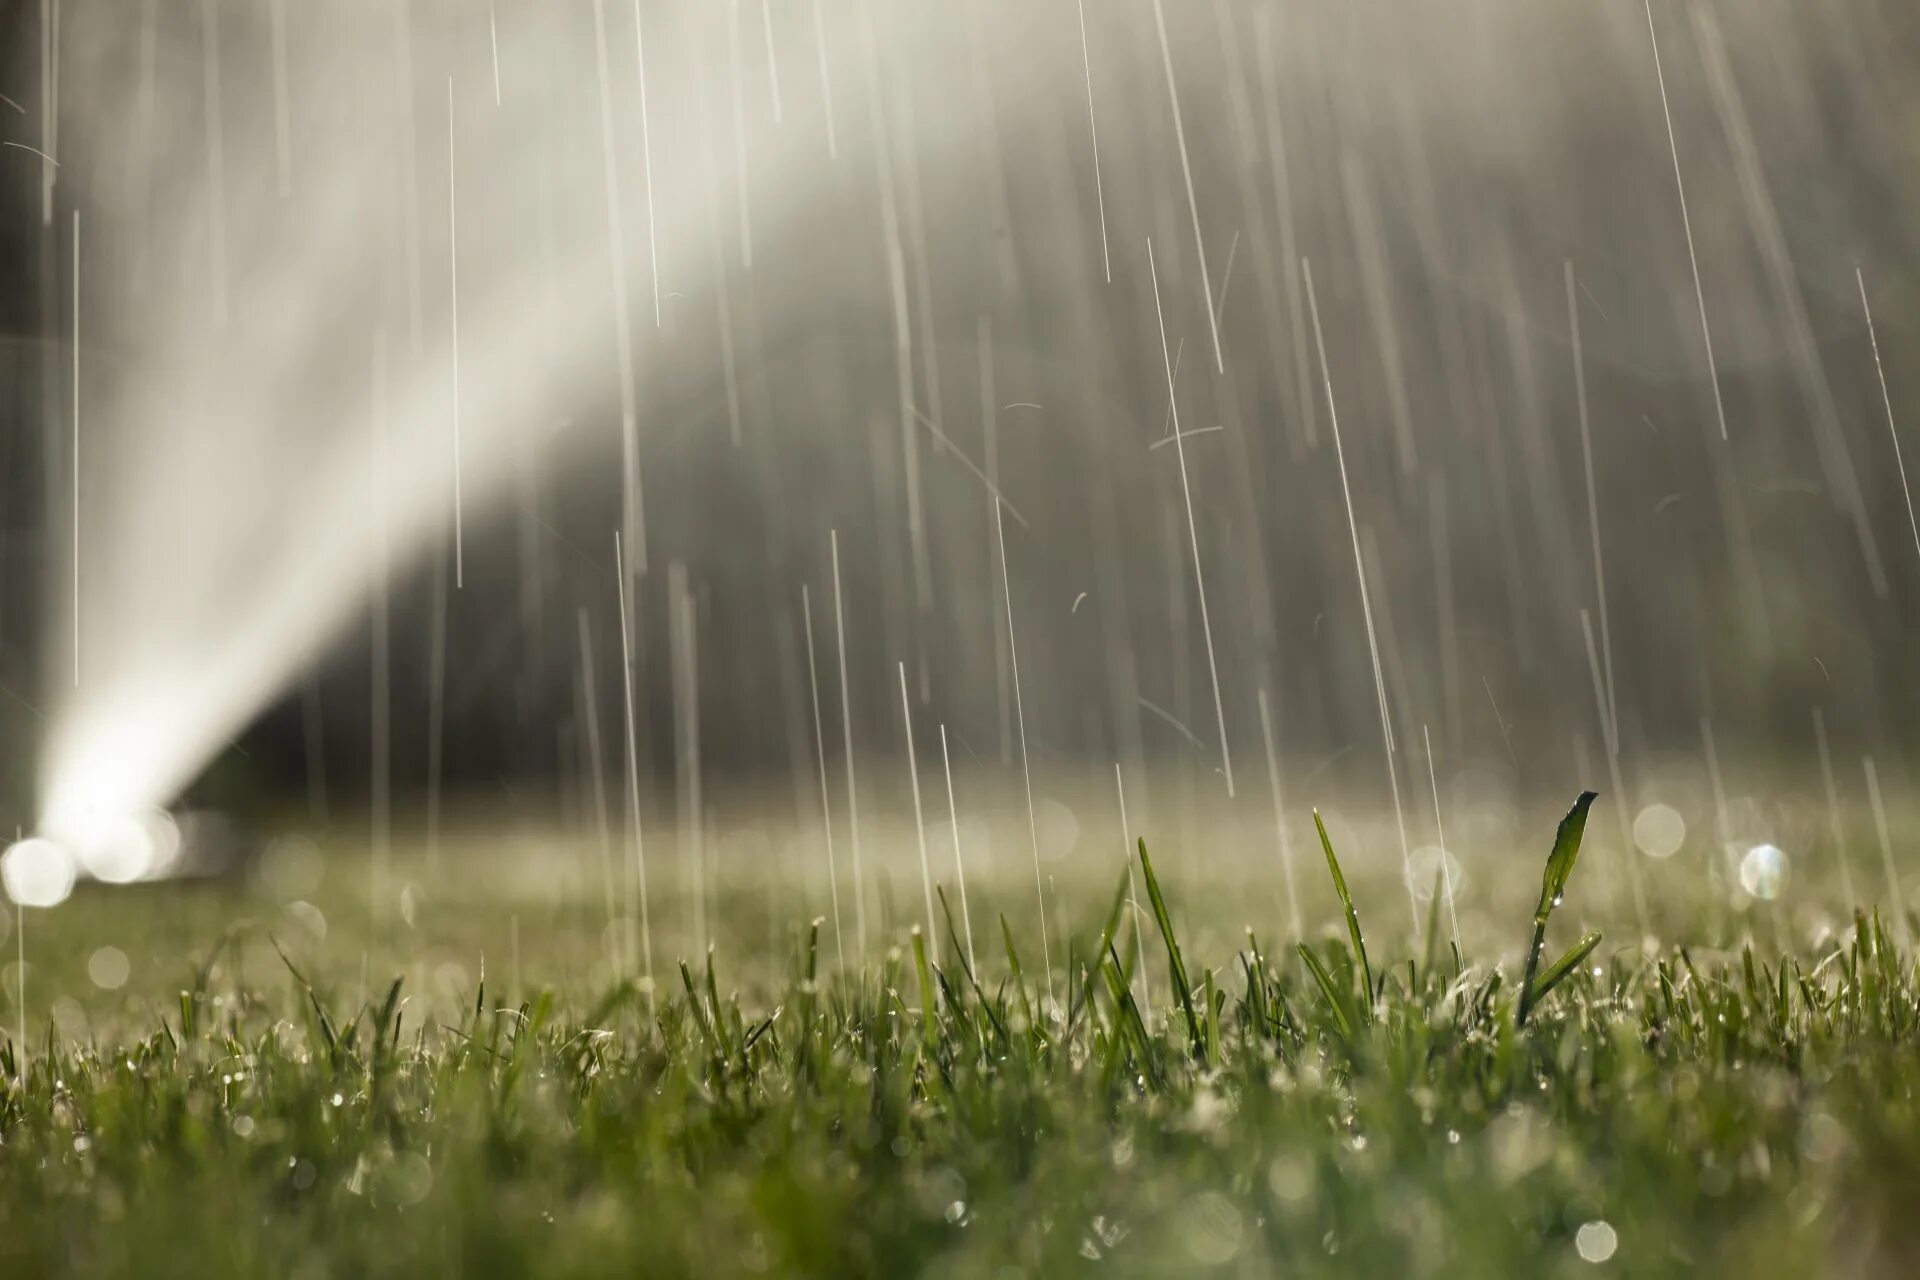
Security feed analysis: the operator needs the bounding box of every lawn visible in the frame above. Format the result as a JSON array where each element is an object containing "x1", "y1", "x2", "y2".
[{"x1": 0, "y1": 792, "x2": 1915, "y2": 1277}]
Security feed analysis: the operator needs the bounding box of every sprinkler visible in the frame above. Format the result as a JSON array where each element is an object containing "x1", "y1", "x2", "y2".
[{"x1": 2, "y1": 809, "x2": 246, "y2": 908}]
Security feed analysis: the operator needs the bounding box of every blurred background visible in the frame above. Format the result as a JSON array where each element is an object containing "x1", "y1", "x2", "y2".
[{"x1": 0, "y1": 0, "x2": 1917, "y2": 876}]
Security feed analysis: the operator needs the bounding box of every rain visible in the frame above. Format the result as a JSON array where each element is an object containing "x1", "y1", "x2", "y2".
[
  {"x1": 2, "y1": 7, "x2": 1920, "y2": 1276},
  {"x1": 0, "y1": 0, "x2": 1916, "y2": 962}
]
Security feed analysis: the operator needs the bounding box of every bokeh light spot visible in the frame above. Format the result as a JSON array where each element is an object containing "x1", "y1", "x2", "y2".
[
  {"x1": 1576, "y1": 1219, "x2": 1618, "y2": 1263},
  {"x1": 1739, "y1": 843, "x2": 1788, "y2": 901},
  {"x1": 1633, "y1": 803, "x2": 1686, "y2": 859},
  {"x1": 1, "y1": 838, "x2": 78, "y2": 909},
  {"x1": 88, "y1": 945, "x2": 131, "y2": 990}
]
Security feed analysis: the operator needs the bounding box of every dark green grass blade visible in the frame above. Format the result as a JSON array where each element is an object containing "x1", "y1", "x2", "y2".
[
  {"x1": 935, "y1": 887, "x2": 972, "y2": 983},
  {"x1": 1100, "y1": 942, "x2": 1162, "y2": 1088},
  {"x1": 1312, "y1": 810, "x2": 1373, "y2": 1012},
  {"x1": 1422, "y1": 866, "x2": 1445, "y2": 979},
  {"x1": 374, "y1": 977, "x2": 404, "y2": 1055},
  {"x1": 678, "y1": 961, "x2": 716, "y2": 1054},
  {"x1": 1202, "y1": 967, "x2": 1220, "y2": 1068},
  {"x1": 1137, "y1": 838, "x2": 1203, "y2": 1061},
  {"x1": 911, "y1": 928, "x2": 937, "y2": 1022},
  {"x1": 1296, "y1": 943, "x2": 1358, "y2": 1042},
  {"x1": 1538, "y1": 791, "x2": 1597, "y2": 916},
  {"x1": 1000, "y1": 915, "x2": 1041, "y2": 1040},
  {"x1": 1529, "y1": 930, "x2": 1602, "y2": 1010},
  {"x1": 1067, "y1": 867, "x2": 1132, "y2": 1038},
  {"x1": 1518, "y1": 791, "x2": 1598, "y2": 1026}
]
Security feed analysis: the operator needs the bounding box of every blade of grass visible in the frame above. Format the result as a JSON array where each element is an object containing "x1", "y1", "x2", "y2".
[
  {"x1": 1068, "y1": 867, "x2": 1133, "y2": 1037},
  {"x1": 1000, "y1": 915, "x2": 1042, "y2": 1043},
  {"x1": 1296, "y1": 942, "x2": 1358, "y2": 1042},
  {"x1": 911, "y1": 928, "x2": 937, "y2": 1025},
  {"x1": 1518, "y1": 791, "x2": 1598, "y2": 1026},
  {"x1": 1528, "y1": 930, "x2": 1602, "y2": 1010},
  {"x1": 1202, "y1": 967, "x2": 1220, "y2": 1069},
  {"x1": 1313, "y1": 810, "x2": 1373, "y2": 1014},
  {"x1": 1137, "y1": 838, "x2": 1203, "y2": 1061}
]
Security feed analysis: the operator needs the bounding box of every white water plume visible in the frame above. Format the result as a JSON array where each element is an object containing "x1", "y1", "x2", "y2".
[
  {"x1": 15, "y1": 0, "x2": 1920, "y2": 888},
  {"x1": 38, "y1": 3, "x2": 834, "y2": 868}
]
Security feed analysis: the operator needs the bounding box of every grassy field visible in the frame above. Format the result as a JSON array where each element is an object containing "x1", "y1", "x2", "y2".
[{"x1": 1, "y1": 792, "x2": 1917, "y2": 1277}]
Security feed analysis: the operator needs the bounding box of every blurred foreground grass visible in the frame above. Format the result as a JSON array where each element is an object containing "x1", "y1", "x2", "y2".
[{"x1": 0, "y1": 795, "x2": 1917, "y2": 1277}]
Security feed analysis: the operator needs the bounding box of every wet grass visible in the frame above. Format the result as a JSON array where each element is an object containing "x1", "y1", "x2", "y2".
[{"x1": 2, "y1": 795, "x2": 1919, "y2": 1277}]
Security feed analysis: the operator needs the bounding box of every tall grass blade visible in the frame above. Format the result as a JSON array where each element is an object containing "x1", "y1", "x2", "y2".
[
  {"x1": 1313, "y1": 810, "x2": 1373, "y2": 1011},
  {"x1": 1518, "y1": 791, "x2": 1598, "y2": 1026},
  {"x1": 1137, "y1": 838, "x2": 1203, "y2": 1060}
]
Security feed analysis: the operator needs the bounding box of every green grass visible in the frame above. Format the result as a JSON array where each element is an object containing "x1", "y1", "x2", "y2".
[{"x1": 2, "y1": 796, "x2": 1919, "y2": 1277}]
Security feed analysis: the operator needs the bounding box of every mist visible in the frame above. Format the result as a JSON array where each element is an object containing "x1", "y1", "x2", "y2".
[{"x1": 4, "y1": 0, "x2": 1920, "y2": 875}]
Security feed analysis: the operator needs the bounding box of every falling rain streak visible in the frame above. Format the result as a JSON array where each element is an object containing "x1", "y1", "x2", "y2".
[{"x1": 0, "y1": 0, "x2": 1914, "y2": 959}]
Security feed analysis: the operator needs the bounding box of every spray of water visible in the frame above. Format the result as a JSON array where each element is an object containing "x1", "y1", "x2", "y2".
[
  {"x1": 34, "y1": 6, "x2": 846, "y2": 880},
  {"x1": 10, "y1": 1, "x2": 1920, "y2": 938}
]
